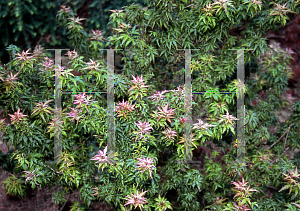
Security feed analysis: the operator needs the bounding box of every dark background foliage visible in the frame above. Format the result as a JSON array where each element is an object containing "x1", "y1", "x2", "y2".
[
  {"x1": 0, "y1": 0, "x2": 147, "y2": 65},
  {"x1": 1, "y1": 0, "x2": 300, "y2": 210}
]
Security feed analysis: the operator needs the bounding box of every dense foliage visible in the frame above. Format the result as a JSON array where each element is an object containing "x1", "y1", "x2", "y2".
[
  {"x1": 0, "y1": 0, "x2": 300, "y2": 210},
  {"x1": 0, "y1": 0, "x2": 147, "y2": 64}
]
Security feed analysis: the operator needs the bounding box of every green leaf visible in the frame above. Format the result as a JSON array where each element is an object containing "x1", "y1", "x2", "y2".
[{"x1": 278, "y1": 185, "x2": 290, "y2": 193}]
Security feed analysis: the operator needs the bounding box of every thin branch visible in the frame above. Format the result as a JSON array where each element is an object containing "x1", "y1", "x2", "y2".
[
  {"x1": 272, "y1": 147, "x2": 289, "y2": 164},
  {"x1": 74, "y1": 137, "x2": 89, "y2": 151},
  {"x1": 46, "y1": 164, "x2": 75, "y2": 179},
  {"x1": 59, "y1": 193, "x2": 70, "y2": 211},
  {"x1": 267, "y1": 125, "x2": 290, "y2": 150},
  {"x1": 283, "y1": 126, "x2": 291, "y2": 149},
  {"x1": 269, "y1": 126, "x2": 291, "y2": 163},
  {"x1": 46, "y1": 164, "x2": 63, "y2": 175}
]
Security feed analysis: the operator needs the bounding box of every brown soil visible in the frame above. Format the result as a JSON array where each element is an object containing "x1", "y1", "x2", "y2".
[
  {"x1": 0, "y1": 113, "x2": 113, "y2": 211},
  {"x1": 0, "y1": 167, "x2": 113, "y2": 211}
]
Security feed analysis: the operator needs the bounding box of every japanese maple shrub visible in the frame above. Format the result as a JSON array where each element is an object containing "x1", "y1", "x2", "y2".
[{"x1": 0, "y1": 1, "x2": 300, "y2": 211}]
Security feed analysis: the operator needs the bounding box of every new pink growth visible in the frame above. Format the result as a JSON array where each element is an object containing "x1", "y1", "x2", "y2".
[
  {"x1": 232, "y1": 201, "x2": 252, "y2": 211},
  {"x1": 124, "y1": 189, "x2": 149, "y2": 210},
  {"x1": 193, "y1": 119, "x2": 216, "y2": 130},
  {"x1": 231, "y1": 175, "x2": 259, "y2": 200},
  {"x1": 162, "y1": 127, "x2": 177, "y2": 141},
  {"x1": 148, "y1": 90, "x2": 169, "y2": 102},
  {"x1": 170, "y1": 85, "x2": 185, "y2": 100},
  {"x1": 66, "y1": 108, "x2": 81, "y2": 123},
  {"x1": 128, "y1": 75, "x2": 150, "y2": 92},
  {"x1": 42, "y1": 57, "x2": 54, "y2": 70},
  {"x1": 134, "y1": 120, "x2": 153, "y2": 139},
  {"x1": 14, "y1": 49, "x2": 34, "y2": 63},
  {"x1": 89, "y1": 29, "x2": 104, "y2": 41},
  {"x1": 156, "y1": 103, "x2": 177, "y2": 123},
  {"x1": 23, "y1": 170, "x2": 40, "y2": 185},
  {"x1": 136, "y1": 156, "x2": 156, "y2": 179},
  {"x1": 231, "y1": 176, "x2": 250, "y2": 192},
  {"x1": 218, "y1": 110, "x2": 238, "y2": 125},
  {"x1": 285, "y1": 47, "x2": 294, "y2": 55},
  {"x1": 65, "y1": 49, "x2": 78, "y2": 60},
  {"x1": 8, "y1": 107, "x2": 28, "y2": 124},
  {"x1": 73, "y1": 93, "x2": 93, "y2": 107},
  {"x1": 59, "y1": 5, "x2": 71, "y2": 13},
  {"x1": 115, "y1": 99, "x2": 135, "y2": 118},
  {"x1": 91, "y1": 29, "x2": 102, "y2": 36},
  {"x1": 82, "y1": 58, "x2": 102, "y2": 71},
  {"x1": 90, "y1": 146, "x2": 111, "y2": 164}
]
